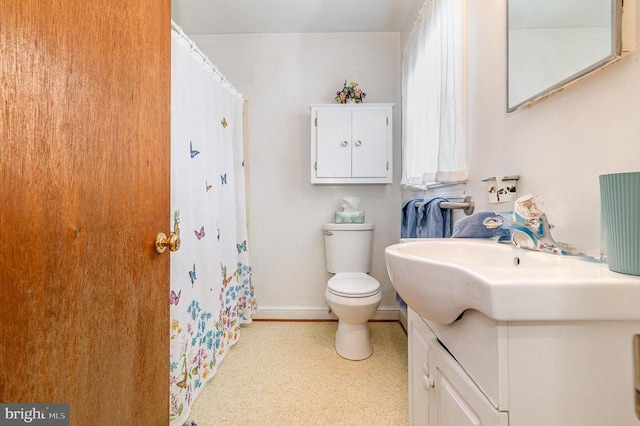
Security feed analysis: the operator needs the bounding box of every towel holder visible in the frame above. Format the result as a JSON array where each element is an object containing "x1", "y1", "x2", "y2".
[{"x1": 415, "y1": 196, "x2": 475, "y2": 216}]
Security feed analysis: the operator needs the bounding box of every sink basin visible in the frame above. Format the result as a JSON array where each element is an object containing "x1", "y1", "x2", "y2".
[{"x1": 385, "y1": 239, "x2": 640, "y2": 324}]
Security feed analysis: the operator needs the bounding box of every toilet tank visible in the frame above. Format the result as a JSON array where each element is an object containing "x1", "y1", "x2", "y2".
[{"x1": 322, "y1": 223, "x2": 374, "y2": 273}]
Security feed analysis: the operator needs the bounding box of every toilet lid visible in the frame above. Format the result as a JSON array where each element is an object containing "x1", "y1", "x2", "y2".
[{"x1": 327, "y1": 273, "x2": 380, "y2": 298}]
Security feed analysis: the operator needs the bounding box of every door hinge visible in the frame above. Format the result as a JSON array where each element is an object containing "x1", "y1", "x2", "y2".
[
  {"x1": 386, "y1": 161, "x2": 389, "y2": 170},
  {"x1": 315, "y1": 117, "x2": 318, "y2": 127},
  {"x1": 386, "y1": 117, "x2": 389, "y2": 126},
  {"x1": 315, "y1": 161, "x2": 317, "y2": 171}
]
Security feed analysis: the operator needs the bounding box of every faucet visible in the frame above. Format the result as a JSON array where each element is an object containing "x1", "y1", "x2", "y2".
[
  {"x1": 507, "y1": 194, "x2": 568, "y2": 255},
  {"x1": 511, "y1": 213, "x2": 567, "y2": 255}
]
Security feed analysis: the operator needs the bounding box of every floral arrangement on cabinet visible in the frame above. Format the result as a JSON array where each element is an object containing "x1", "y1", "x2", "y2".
[{"x1": 335, "y1": 80, "x2": 367, "y2": 104}]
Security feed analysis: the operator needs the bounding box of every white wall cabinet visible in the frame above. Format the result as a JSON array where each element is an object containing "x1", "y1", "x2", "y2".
[{"x1": 310, "y1": 103, "x2": 393, "y2": 184}]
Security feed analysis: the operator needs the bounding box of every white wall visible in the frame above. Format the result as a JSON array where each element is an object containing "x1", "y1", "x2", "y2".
[
  {"x1": 192, "y1": 33, "x2": 402, "y2": 318},
  {"x1": 466, "y1": 1, "x2": 640, "y2": 256}
]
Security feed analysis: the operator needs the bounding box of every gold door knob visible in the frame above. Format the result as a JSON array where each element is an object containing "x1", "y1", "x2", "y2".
[{"x1": 155, "y1": 221, "x2": 181, "y2": 253}]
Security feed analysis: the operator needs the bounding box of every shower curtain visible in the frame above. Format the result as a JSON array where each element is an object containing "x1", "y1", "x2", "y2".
[{"x1": 169, "y1": 26, "x2": 255, "y2": 425}]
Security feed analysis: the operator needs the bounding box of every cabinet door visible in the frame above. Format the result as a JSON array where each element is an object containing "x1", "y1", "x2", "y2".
[
  {"x1": 409, "y1": 310, "x2": 436, "y2": 425},
  {"x1": 428, "y1": 340, "x2": 508, "y2": 426},
  {"x1": 315, "y1": 109, "x2": 352, "y2": 178},
  {"x1": 351, "y1": 109, "x2": 388, "y2": 178}
]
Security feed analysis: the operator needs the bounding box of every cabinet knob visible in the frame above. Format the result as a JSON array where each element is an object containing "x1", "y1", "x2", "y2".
[
  {"x1": 341, "y1": 140, "x2": 348, "y2": 147},
  {"x1": 422, "y1": 375, "x2": 435, "y2": 390},
  {"x1": 355, "y1": 140, "x2": 362, "y2": 147}
]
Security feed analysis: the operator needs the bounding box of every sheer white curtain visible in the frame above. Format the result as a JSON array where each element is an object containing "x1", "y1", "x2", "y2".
[{"x1": 402, "y1": 0, "x2": 467, "y2": 187}]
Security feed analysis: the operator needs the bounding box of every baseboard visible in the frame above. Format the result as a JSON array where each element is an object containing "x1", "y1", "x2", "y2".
[{"x1": 253, "y1": 307, "x2": 401, "y2": 321}]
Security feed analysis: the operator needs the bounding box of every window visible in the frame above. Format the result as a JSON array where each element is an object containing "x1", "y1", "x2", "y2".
[{"x1": 402, "y1": 0, "x2": 467, "y2": 188}]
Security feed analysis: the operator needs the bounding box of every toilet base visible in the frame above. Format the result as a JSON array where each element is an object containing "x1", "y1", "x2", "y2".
[{"x1": 335, "y1": 320, "x2": 373, "y2": 360}]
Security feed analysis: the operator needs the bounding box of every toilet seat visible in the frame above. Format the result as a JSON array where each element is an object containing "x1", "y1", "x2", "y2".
[{"x1": 327, "y1": 272, "x2": 381, "y2": 298}]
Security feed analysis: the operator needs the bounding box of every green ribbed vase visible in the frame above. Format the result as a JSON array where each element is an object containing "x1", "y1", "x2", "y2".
[{"x1": 600, "y1": 172, "x2": 640, "y2": 276}]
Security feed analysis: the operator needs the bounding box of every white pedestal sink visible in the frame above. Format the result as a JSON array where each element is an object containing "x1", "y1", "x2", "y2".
[{"x1": 385, "y1": 238, "x2": 640, "y2": 324}]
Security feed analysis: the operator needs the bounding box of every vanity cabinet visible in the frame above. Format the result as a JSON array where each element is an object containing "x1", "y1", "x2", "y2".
[
  {"x1": 407, "y1": 307, "x2": 640, "y2": 426},
  {"x1": 310, "y1": 103, "x2": 393, "y2": 184},
  {"x1": 428, "y1": 340, "x2": 507, "y2": 426},
  {"x1": 408, "y1": 308, "x2": 507, "y2": 426}
]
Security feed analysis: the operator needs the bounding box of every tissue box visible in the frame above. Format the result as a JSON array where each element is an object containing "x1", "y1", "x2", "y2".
[{"x1": 335, "y1": 211, "x2": 365, "y2": 224}]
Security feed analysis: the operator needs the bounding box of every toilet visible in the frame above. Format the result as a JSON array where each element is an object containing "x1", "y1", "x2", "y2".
[{"x1": 322, "y1": 223, "x2": 382, "y2": 360}]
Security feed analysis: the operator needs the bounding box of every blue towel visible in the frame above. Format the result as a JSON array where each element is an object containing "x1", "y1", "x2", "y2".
[
  {"x1": 416, "y1": 197, "x2": 452, "y2": 238},
  {"x1": 402, "y1": 197, "x2": 452, "y2": 238},
  {"x1": 451, "y1": 212, "x2": 511, "y2": 240},
  {"x1": 398, "y1": 198, "x2": 452, "y2": 308},
  {"x1": 401, "y1": 198, "x2": 421, "y2": 238}
]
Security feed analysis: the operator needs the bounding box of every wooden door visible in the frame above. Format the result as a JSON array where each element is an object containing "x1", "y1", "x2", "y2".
[{"x1": 0, "y1": 1, "x2": 171, "y2": 424}]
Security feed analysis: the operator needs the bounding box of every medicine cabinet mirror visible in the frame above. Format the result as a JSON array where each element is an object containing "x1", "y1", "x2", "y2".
[{"x1": 507, "y1": 0, "x2": 622, "y2": 112}]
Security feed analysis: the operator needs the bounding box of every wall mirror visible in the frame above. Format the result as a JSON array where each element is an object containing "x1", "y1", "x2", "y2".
[{"x1": 508, "y1": 0, "x2": 622, "y2": 112}]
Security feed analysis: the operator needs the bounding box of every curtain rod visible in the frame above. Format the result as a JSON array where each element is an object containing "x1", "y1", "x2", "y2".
[{"x1": 171, "y1": 20, "x2": 242, "y2": 97}]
